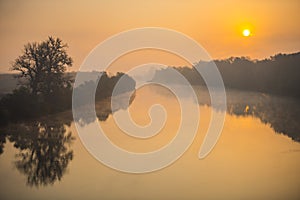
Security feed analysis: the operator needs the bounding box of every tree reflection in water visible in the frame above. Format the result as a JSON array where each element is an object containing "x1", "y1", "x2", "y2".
[
  {"x1": 154, "y1": 85, "x2": 300, "y2": 142},
  {"x1": 226, "y1": 92, "x2": 300, "y2": 142},
  {"x1": 1, "y1": 85, "x2": 298, "y2": 188},
  {"x1": 74, "y1": 91, "x2": 136, "y2": 126},
  {"x1": 0, "y1": 91, "x2": 136, "y2": 187},
  {"x1": 5, "y1": 119, "x2": 74, "y2": 187}
]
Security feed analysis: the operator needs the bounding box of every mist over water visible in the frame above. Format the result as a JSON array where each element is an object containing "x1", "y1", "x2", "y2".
[{"x1": 1, "y1": 85, "x2": 299, "y2": 200}]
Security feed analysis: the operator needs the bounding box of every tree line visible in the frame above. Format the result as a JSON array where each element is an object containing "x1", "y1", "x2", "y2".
[
  {"x1": 0, "y1": 37, "x2": 136, "y2": 126},
  {"x1": 152, "y1": 52, "x2": 300, "y2": 98}
]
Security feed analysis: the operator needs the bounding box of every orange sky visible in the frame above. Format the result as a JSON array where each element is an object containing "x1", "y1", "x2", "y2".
[{"x1": 0, "y1": 0, "x2": 299, "y2": 73}]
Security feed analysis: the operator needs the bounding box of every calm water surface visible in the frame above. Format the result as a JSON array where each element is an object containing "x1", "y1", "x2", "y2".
[{"x1": 0, "y1": 85, "x2": 300, "y2": 200}]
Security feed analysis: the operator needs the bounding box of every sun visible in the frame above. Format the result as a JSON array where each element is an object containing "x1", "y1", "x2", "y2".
[{"x1": 243, "y1": 29, "x2": 251, "y2": 37}]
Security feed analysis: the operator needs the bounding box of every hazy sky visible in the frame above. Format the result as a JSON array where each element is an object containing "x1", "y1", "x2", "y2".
[{"x1": 0, "y1": 0, "x2": 299, "y2": 73}]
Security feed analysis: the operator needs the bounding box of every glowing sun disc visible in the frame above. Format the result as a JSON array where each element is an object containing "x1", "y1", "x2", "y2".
[{"x1": 243, "y1": 29, "x2": 251, "y2": 37}]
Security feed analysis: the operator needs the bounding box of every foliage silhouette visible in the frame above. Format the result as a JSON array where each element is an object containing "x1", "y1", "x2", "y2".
[
  {"x1": 176, "y1": 86, "x2": 300, "y2": 142},
  {"x1": 0, "y1": 37, "x2": 75, "y2": 125},
  {"x1": 152, "y1": 52, "x2": 300, "y2": 98},
  {"x1": 2, "y1": 118, "x2": 74, "y2": 187},
  {"x1": 0, "y1": 71, "x2": 136, "y2": 126},
  {"x1": 11, "y1": 37, "x2": 73, "y2": 97}
]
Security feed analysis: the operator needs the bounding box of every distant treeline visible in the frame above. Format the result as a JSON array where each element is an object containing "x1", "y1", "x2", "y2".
[
  {"x1": 152, "y1": 52, "x2": 300, "y2": 98},
  {"x1": 0, "y1": 72, "x2": 76, "y2": 98},
  {"x1": 0, "y1": 72, "x2": 135, "y2": 126}
]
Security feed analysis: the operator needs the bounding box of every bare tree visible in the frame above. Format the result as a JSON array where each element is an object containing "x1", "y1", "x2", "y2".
[{"x1": 12, "y1": 37, "x2": 73, "y2": 96}]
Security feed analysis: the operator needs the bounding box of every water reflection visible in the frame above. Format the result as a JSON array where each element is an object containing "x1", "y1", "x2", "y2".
[
  {"x1": 226, "y1": 91, "x2": 300, "y2": 142},
  {"x1": 0, "y1": 93, "x2": 135, "y2": 187},
  {"x1": 0, "y1": 85, "x2": 299, "y2": 188},
  {"x1": 0, "y1": 85, "x2": 299, "y2": 199},
  {"x1": 74, "y1": 91, "x2": 135, "y2": 126},
  {"x1": 3, "y1": 119, "x2": 74, "y2": 187},
  {"x1": 153, "y1": 85, "x2": 300, "y2": 142}
]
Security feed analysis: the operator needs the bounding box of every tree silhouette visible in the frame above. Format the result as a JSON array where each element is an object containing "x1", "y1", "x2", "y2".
[
  {"x1": 72, "y1": 72, "x2": 136, "y2": 126},
  {"x1": 152, "y1": 52, "x2": 300, "y2": 98},
  {"x1": 0, "y1": 37, "x2": 74, "y2": 123},
  {"x1": 11, "y1": 37, "x2": 73, "y2": 97}
]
